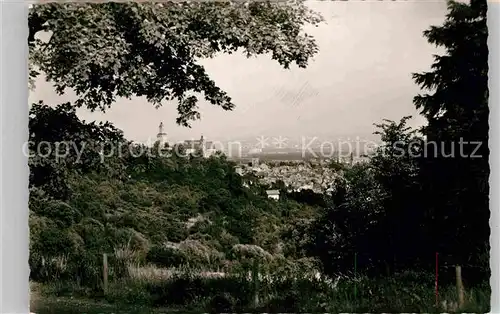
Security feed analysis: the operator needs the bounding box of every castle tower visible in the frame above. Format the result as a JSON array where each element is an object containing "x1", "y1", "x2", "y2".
[
  {"x1": 156, "y1": 122, "x2": 167, "y2": 147},
  {"x1": 200, "y1": 134, "x2": 206, "y2": 157}
]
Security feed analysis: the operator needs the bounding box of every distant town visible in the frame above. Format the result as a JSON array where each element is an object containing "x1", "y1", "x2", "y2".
[
  {"x1": 155, "y1": 122, "x2": 375, "y2": 162},
  {"x1": 155, "y1": 122, "x2": 371, "y2": 195}
]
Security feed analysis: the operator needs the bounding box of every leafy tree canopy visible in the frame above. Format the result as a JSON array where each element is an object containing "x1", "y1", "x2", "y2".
[
  {"x1": 29, "y1": 1, "x2": 322, "y2": 126},
  {"x1": 29, "y1": 101, "x2": 128, "y2": 199}
]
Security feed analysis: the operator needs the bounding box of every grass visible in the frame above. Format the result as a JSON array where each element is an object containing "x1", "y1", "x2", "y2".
[
  {"x1": 31, "y1": 266, "x2": 491, "y2": 313},
  {"x1": 32, "y1": 296, "x2": 186, "y2": 314}
]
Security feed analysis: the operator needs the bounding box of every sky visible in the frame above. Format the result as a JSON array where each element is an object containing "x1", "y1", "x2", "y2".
[{"x1": 29, "y1": 1, "x2": 449, "y2": 144}]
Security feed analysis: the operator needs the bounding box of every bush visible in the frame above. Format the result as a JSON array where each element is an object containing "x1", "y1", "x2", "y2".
[
  {"x1": 146, "y1": 245, "x2": 187, "y2": 268},
  {"x1": 229, "y1": 244, "x2": 273, "y2": 262}
]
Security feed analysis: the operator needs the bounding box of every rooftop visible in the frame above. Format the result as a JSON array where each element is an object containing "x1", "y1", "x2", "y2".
[{"x1": 266, "y1": 190, "x2": 280, "y2": 195}]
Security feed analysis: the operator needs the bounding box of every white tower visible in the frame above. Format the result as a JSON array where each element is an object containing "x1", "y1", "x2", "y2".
[
  {"x1": 200, "y1": 134, "x2": 206, "y2": 157},
  {"x1": 156, "y1": 122, "x2": 167, "y2": 147}
]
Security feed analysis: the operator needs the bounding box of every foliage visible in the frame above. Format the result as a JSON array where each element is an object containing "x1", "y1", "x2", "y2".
[
  {"x1": 28, "y1": 103, "x2": 322, "y2": 284},
  {"x1": 29, "y1": 102, "x2": 127, "y2": 199},
  {"x1": 228, "y1": 244, "x2": 273, "y2": 263},
  {"x1": 310, "y1": 158, "x2": 384, "y2": 276},
  {"x1": 29, "y1": 2, "x2": 322, "y2": 126},
  {"x1": 309, "y1": 0, "x2": 489, "y2": 282},
  {"x1": 146, "y1": 246, "x2": 187, "y2": 269},
  {"x1": 34, "y1": 269, "x2": 491, "y2": 313},
  {"x1": 369, "y1": 117, "x2": 424, "y2": 273},
  {"x1": 29, "y1": 0, "x2": 491, "y2": 311},
  {"x1": 412, "y1": 0, "x2": 489, "y2": 272}
]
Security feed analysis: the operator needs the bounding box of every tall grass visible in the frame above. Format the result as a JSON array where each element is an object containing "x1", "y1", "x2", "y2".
[{"x1": 36, "y1": 261, "x2": 490, "y2": 313}]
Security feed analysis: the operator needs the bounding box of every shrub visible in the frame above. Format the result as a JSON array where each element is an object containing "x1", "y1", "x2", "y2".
[
  {"x1": 229, "y1": 244, "x2": 273, "y2": 262},
  {"x1": 146, "y1": 245, "x2": 187, "y2": 268}
]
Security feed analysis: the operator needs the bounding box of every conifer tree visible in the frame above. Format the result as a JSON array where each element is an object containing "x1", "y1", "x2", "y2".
[{"x1": 413, "y1": 0, "x2": 489, "y2": 276}]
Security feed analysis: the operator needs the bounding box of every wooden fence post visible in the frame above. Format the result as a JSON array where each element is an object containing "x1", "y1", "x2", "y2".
[
  {"x1": 455, "y1": 265, "x2": 465, "y2": 308},
  {"x1": 103, "y1": 253, "x2": 108, "y2": 295},
  {"x1": 252, "y1": 258, "x2": 260, "y2": 308}
]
